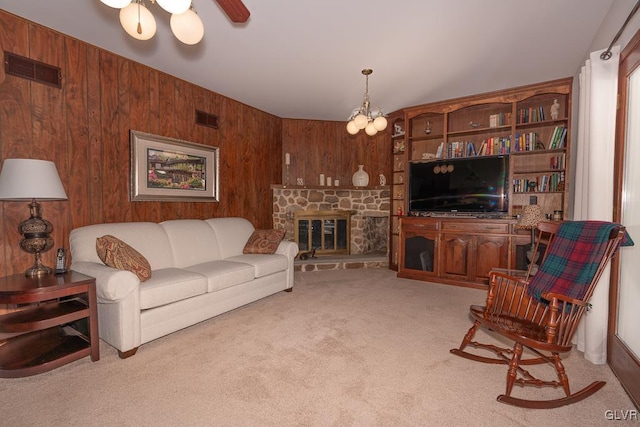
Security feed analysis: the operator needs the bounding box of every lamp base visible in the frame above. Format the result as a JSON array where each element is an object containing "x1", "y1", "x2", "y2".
[
  {"x1": 25, "y1": 264, "x2": 54, "y2": 277},
  {"x1": 526, "y1": 249, "x2": 540, "y2": 276}
]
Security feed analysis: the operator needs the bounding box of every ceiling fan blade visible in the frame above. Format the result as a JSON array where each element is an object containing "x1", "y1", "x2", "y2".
[{"x1": 215, "y1": 0, "x2": 250, "y2": 23}]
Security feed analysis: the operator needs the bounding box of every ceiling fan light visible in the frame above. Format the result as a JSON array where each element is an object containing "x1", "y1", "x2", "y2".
[
  {"x1": 373, "y1": 115, "x2": 388, "y2": 131},
  {"x1": 365, "y1": 122, "x2": 378, "y2": 136},
  {"x1": 170, "y1": 9, "x2": 204, "y2": 45},
  {"x1": 120, "y1": 2, "x2": 156, "y2": 40},
  {"x1": 101, "y1": 0, "x2": 132, "y2": 8},
  {"x1": 156, "y1": 0, "x2": 191, "y2": 14},
  {"x1": 354, "y1": 113, "x2": 368, "y2": 130},
  {"x1": 346, "y1": 120, "x2": 359, "y2": 135}
]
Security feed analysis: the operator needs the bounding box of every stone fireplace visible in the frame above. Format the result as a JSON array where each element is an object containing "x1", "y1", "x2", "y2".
[{"x1": 272, "y1": 186, "x2": 390, "y2": 256}]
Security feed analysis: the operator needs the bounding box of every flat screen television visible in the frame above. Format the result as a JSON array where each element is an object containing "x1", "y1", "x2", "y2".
[{"x1": 408, "y1": 156, "x2": 509, "y2": 214}]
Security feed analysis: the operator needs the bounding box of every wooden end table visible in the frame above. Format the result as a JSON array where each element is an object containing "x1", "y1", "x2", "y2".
[{"x1": 0, "y1": 271, "x2": 99, "y2": 378}]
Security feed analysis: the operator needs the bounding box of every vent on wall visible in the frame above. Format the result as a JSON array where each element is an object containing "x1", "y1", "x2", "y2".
[
  {"x1": 196, "y1": 110, "x2": 218, "y2": 129},
  {"x1": 4, "y1": 51, "x2": 61, "y2": 88}
]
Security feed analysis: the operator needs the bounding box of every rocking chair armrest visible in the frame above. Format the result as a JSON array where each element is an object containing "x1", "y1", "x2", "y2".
[
  {"x1": 485, "y1": 271, "x2": 537, "y2": 317},
  {"x1": 541, "y1": 292, "x2": 588, "y2": 308}
]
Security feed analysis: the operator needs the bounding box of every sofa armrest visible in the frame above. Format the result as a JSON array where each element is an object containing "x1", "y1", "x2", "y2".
[
  {"x1": 275, "y1": 240, "x2": 298, "y2": 289},
  {"x1": 276, "y1": 240, "x2": 299, "y2": 259},
  {"x1": 71, "y1": 261, "x2": 140, "y2": 303}
]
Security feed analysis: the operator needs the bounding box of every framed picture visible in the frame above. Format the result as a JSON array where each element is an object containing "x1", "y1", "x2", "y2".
[{"x1": 130, "y1": 130, "x2": 219, "y2": 202}]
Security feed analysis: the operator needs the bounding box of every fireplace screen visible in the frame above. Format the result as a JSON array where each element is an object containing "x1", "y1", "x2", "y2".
[{"x1": 294, "y1": 210, "x2": 352, "y2": 255}]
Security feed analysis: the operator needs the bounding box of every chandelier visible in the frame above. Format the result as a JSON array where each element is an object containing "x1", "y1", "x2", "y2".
[
  {"x1": 346, "y1": 69, "x2": 387, "y2": 136},
  {"x1": 100, "y1": 0, "x2": 205, "y2": 45}
]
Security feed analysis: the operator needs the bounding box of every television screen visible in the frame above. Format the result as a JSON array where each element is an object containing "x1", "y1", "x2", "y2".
[{"x1": 408, "y1": 156, "x2": 509, "y2": 214}]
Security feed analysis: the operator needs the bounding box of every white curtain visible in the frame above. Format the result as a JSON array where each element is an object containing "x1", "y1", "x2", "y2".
[{"x1": 573, "y1": 46, "x2": 620, "y2": 364}]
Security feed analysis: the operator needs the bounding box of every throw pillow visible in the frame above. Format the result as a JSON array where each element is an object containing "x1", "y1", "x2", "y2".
[
  {"x1": 96, "y1": 235, "x2": 152, "y2": 282},
  {"x1": 243, "y1": 229, "x2": 286, "y2": 254}
]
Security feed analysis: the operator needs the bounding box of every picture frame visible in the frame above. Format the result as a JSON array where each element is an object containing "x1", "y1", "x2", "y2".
[{"x1": 130, "y1": 130, "x2": 219, "y2": 202}]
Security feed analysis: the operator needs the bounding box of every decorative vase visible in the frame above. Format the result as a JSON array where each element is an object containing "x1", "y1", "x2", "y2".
[{"x1": 352, "y1": 165, "x2": 369, "y2": 187}]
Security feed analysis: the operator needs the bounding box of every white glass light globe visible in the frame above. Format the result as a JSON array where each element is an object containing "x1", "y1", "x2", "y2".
[
  {"x1": 373, "y1": 115, "x2": 388, "y2": 131},
  {"x1": 354, "y1": 114, "x2": 368, "y2": 130},
  {"x1": 101, "y1": 0, "x2": 132, "y2": 8},
  {"x1": 365, "y1": 122, "x2": 378, "y2": 136},
  {"x1": 157, "y1": 0, "x2": 191, "y2": 14},
  {"x1": 346, "y1": 120, "x2": 359, "y2": 135},
  {"x1": 170, "y1": 9, "x2": 204, "y2": 45},
  {"x1": 120, "y1": 2, "x2": 156, "y2": 40}
]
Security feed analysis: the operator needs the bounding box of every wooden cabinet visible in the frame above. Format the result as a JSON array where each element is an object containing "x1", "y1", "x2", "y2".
[
  {"x1": 399, "y1": 217, "x2": 439, "y2": 279},
  {"x1": 391, "y1": 78, "x2": 572, "y2": 286},
  {"x1": 399, "y1": 217, "x2": 513, "y2": 289}
]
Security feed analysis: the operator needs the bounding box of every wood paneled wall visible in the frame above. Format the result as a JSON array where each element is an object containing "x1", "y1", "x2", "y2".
[
  {"x1": 0, "y1": 11, "x2": 282, "y2": 276},
  {"x1": 281, "y1": 119, "x2": 390, "y2": 187}
]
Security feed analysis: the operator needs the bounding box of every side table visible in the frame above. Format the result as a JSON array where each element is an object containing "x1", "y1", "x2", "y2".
[{"x1": 0, "y1": 271, "x2": 99, "y2": 378}]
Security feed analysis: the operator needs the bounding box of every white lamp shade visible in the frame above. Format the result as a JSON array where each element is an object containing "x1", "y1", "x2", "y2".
[
  {"x1": 373, "y1": 115, "x2": 388, "y2": 131},
  {"x1": 0, "y1": 159, "x2": 67, "y2": 201},
  {"x1": 120, "y1": 2, "x2": 157, "y2": 41},
  {"x1": 365, "y1": 122, "x2": 378, "y2": 136},
  {"x1": 346, "y1": 120, "x2": 359, "y2": 135},
  {"x1": 354, "y1": 114, "x2": 368, "y2": 130},
  {"x1": 157, "y1": 0, "x2": 191, "y2": 14},
  {"x1": 100, "y1": 0, "x2": 132, "y2": 8},
  {"x1": 170, "y1": 9, "x2": 204, "y2": 45}
]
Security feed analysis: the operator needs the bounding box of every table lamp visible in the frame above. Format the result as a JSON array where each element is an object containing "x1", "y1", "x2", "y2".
[
  {"x1": 516, "y1": 204, "x2": 545, "y2": 275},
  {"x1": 0, "y1": 159, "x2": 68, "y2": 277}
]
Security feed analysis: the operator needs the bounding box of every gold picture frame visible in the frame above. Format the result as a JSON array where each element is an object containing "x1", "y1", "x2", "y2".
[{"x1": 130, "y1": 130, "x2": 219, "y2": 202}]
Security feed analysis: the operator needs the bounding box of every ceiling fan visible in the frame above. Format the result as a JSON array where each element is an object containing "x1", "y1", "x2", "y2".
[{"x1": 215, "y1": 0, "x2": 250, "y2": 23}]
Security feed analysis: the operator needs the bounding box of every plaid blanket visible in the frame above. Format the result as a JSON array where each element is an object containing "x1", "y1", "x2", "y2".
[{"x1": 528, "y1": 221, "x2": 634, "y2": 302}]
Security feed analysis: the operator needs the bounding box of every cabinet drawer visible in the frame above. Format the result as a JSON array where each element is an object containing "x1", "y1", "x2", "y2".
[
  {"x1": 401, "y1": 218, "x2": 439, "y2": 231},
  {"x1": 441, "y1": 221, "x2": 509, "y2": 234}
]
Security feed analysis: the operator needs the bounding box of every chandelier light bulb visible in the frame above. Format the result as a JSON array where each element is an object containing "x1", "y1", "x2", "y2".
[
  {"x1": 373, "y1": 115, "x2": 388, "y2": 131},
  {"x1": 365, "y1": 122, "x2": 378, "y2": 136},
  {"x1": 170, "y1": 8, "x2": 204, "y2": 45},
  {"x1": 157, "y1": 0, "x2": 191, "y2": 14},
  {"x1": 354, "y1": 113, "x2": 368, "y2": 130},
  {"x1": 120, "y1": 1, "x2": 156, "y2": 40},
  {"x1": 346, "y1": 120, "x2": 359, "y2": 135},
  {"x1": 100, "y1": 0, "x2": 132, "y2": 8}
]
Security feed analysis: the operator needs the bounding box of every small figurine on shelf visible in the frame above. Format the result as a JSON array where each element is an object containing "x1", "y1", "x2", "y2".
[
  {"x1": 393, "y1": 123, "x2": 405, "y2": 137},
  {"x1": 397, "y1": 206, "x2": 403, "y2": 216},
  {"x1": 550, "y1": 99, "x2": 560, "y2": 120}
]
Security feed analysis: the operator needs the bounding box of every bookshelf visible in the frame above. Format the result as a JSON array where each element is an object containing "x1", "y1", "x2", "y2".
[
  {"x1": 402, "y1": 78, "x2": 572, "y2": 220},
  {"x1": 389, "y1": 112, "x2": 406, "y2": 270}
]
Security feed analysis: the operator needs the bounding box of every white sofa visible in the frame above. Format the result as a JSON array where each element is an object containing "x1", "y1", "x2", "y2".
[{"x1": 69, "y1": 217, "x2": 298, "y2": 358}]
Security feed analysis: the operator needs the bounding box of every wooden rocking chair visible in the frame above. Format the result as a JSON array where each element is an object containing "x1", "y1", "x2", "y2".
[{"x1": 450, "y1": 220, "x2": 633, "y2": 409}]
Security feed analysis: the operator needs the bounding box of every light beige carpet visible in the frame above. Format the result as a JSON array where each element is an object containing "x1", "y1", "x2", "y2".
[{"x1": 1, "y1": 269, "x2": 635, "y2": 426}]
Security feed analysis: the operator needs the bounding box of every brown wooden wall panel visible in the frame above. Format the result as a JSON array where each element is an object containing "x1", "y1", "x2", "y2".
[
  {"x1": 282, "y1": 119, "x2": 390, "y2": 187},
  {"x1": 0, "y1": 11, "x2": 282, "y2": 275}
]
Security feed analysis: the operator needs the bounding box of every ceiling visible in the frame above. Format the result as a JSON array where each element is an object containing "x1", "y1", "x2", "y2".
[{"x1": 0, "y1": 1, "x2": 617, "y2": 122}]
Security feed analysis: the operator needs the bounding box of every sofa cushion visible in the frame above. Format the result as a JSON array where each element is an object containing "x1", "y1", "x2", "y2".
[
  {"x1": 205, "y1": 218, "x2": 255, "y2": 258},
  {"x1": 96, "y1": 235, "x2": 152, "y2": 282},
  {"x1": 243, "y1": 229, "x2": 285, "y2": 254},
  {"x1": 225, "y1": 254, "x2": 288, "y2": 278},
  {"x1": 185, "y1": 260, "x2": 255, "y2": 292},
  {"x1": 139, "y1": 268, "x2": 208, "y2": 310},
  {"x1": 160, "y1": 219, "x2": 222, "y2": 268}
]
